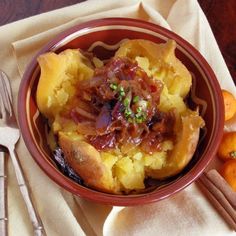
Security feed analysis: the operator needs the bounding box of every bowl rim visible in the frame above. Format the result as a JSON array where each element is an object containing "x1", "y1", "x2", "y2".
[{"x1": 18, "y1": 17, "x2": 224, "y2": 206}]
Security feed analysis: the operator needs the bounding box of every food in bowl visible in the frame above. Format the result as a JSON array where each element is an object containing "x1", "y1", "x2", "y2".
[{"x1": 36, "y1": 39, "x2": 205, "y2": 194}]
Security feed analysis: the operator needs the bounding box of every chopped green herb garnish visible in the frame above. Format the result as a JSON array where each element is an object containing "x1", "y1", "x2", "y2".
[
  {"x1": 123, "y1": 97, "x2": 130, "y2": 107},
  {"x1": 118, "y1": 90, "x2": 148, "y2": 123},
  {"x1": 119, "y1": 86, "x2": 125, "y2": 97},
  {"x1": 136, "y1": 117, "x2": 144, "y2": 123},
  {"x1": 136, "y1": 107, "x2": 142, "y2": 113},
  {"x1": 124, "y1": 108, "x2": 132, "y2": 117},
  {"x1": 136, "y1": 116, "x2": 146, "y2": 123},
  {"x1": 110, "y1": 83, "x2": 118, "y2": 90},
  {"x1": 133, "y1": 95, "x2": 139, "y2": 103},
  {"x1": 122, "y1": 104, "x2": 147, "y2": 123},
  {"x1": 134, "y1": 109, "x2": 147, "y2": 123}
]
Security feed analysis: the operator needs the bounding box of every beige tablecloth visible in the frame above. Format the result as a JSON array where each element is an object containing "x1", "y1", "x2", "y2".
[{"x1": 1, "y1": 0, "x2": 236, "y2": 235}]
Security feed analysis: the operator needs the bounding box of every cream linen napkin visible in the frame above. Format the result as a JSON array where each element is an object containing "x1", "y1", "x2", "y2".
[{"x1": 0, "y1": 0, "x2": 235, "y2": 235}]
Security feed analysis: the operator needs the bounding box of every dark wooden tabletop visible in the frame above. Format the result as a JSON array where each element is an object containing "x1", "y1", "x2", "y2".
[{"x1": 0, "y1": 0, "x2": 235, "y2": 84}]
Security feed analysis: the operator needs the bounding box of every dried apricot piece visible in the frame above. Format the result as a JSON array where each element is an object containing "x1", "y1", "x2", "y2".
[
  {"x1": 222, "y1": 89, "x2": 236, "y2": 121},
  {"x1": 218, "y1": 132, "x2": 236, "y2": 161},
  {"x1": 220, "y1": 159, "x2": 236, "y2": 191}
]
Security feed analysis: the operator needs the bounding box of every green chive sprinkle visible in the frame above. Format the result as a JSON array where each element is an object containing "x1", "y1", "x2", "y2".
[
  {"x1": 136, "y1": 115, "x2": 145, "y2": 123},
  {"x1": 124, "y1": 108, "x2": 132, "y2": 117},
  {"x1": 119, "y1": 87, "x2": 125, "y2": 97},
  {"x1": 133, "y1": 96, "x2": 139, "y2": 103},
  {"x1": 123, "y1": 98, "x2": 130, "y2": 107},
  {"x1": 134, "y1": 110, "x2": 147, "y2": 123},
  {"x1": 110, "y1": 83, "x2": 117, "y2": 90},
  {"x1": 136, "y1": 107, "x2": 142, "y2": 113},
  {"x1": 121, "y1": 92, "x2": 125, "y2": 97}
]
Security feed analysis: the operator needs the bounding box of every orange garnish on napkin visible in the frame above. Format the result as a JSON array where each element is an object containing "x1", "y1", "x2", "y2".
[
  {"x1": 220, "y1": 160, "x2": 236, "y2": 192},
  {"x1": 218, "y1": 132, "x2": 236, "y2": 161}
]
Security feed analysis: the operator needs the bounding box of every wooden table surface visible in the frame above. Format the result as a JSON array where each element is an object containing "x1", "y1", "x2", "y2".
[{"x1": 0, "y1": 0, "x2": 235, "y2": 84}]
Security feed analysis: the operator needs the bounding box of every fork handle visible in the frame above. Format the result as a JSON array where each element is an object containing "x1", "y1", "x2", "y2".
[
  {"x1": 8, "y1": 148, "x2": 45, "y2": 236},
  {"x1": 0, "y1": 152, "x2": 7, "y2": 236}
]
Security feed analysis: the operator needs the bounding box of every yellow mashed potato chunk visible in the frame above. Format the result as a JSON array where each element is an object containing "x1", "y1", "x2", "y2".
[
  {"x1": 36, "y1": 49, "x2": 94, "y2": 119},
  {"x1": 115, "y1": 39, "x2": 192, "y2": 98}
]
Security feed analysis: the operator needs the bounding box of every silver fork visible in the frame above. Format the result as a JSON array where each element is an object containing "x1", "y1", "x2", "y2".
[{"x1": 0, "y1": 71, "x2": 45, "y2": 236}]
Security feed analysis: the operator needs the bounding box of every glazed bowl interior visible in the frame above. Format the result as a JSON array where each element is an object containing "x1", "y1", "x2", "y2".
[{"x1": 18, "y1": 18, "x2": 224, "y2": 206}]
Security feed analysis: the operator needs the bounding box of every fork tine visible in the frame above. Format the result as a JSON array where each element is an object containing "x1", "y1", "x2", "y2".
[
  {"x1": 0, "y1": 72, "x2": 13, "y2": 117},
  {"x1": 0, "y1": 80, "x2": 10, "y2": 117},
  {"x1": 0, "y1": 93, "x2": 5, "y2": 120},
  {"x1": 0, "y1": 71, "x2": 12, "y2": 103}
]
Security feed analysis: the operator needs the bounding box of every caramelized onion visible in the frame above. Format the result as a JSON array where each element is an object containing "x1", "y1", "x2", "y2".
[
  {"x1": 69, "y1": 57, "x2": 176, "y2": 153},
  {"x1": 76, "y1": 122, "x2": 96, "y2": 135},
  {"x1": 89, "y1": 133, "x2": 116, "y2": 150},
  {"x1": 95, "y1": 104, "x2": 112, "y2": 135},
  {"x1": 75, "y1": 107, "x2": 96, "y2": 121}
]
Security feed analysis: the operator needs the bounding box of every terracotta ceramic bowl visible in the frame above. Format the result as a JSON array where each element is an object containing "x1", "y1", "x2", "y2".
[{"x1": 18, "y1": 18, "x2": 224, "y2": 206}]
